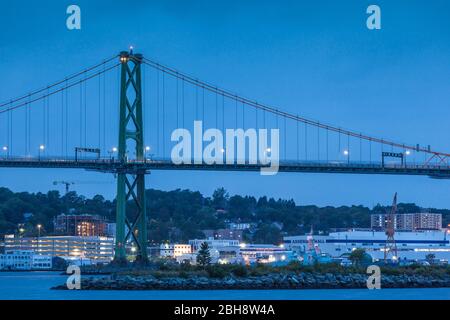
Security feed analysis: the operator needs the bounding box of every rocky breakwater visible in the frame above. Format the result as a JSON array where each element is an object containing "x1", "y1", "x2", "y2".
[{"x1": 53, "y1": 272, "x2": 450, "y2": 290}]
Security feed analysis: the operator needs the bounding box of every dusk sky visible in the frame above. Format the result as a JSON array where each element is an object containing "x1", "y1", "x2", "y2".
[{"x1": 1, "y1": 0, "x2": 450, "y2": 208}]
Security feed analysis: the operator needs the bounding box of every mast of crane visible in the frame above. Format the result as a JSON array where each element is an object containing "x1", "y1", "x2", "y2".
[
  {"x1": 384, "y1": 192, "x2": 398, "y2": 262},
  {"x1": 53, "y1": 181, "x2": 74, "y2": 195}
]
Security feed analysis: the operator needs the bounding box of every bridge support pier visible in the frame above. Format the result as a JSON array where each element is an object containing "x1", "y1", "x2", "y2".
[{"x1": 113, "y1": 50, "x2": 148, "y2": 264}]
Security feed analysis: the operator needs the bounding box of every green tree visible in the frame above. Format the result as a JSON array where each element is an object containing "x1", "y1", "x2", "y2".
[
  {"x1": 212, "y1": 188, "x2": 229, "y2": 210},
  {"x1": 425, "y1": 253, "x2": 436, "y2": 265},
  {"x1": 349, "y1": 248, "x2": 367, "y2": 266},
  {"x1": 196, "y1": 242, "x2": 212, "y2": 267}
]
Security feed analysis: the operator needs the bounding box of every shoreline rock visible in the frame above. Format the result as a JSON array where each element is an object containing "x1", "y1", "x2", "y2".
[{"x1": 53, "y1": 272, "x2": 450, "y2": 290}]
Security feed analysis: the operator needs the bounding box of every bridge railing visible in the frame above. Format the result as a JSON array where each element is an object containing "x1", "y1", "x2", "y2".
[{"x1": 0, "y1": 156, "x2": 450, "y2": 169}]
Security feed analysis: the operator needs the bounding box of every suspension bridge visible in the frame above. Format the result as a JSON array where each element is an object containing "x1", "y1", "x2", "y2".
[{"x1": 1, "y1": 50, "x2": 449, "y2": 263}]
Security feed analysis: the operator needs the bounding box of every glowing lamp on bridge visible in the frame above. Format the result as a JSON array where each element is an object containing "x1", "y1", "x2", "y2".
[
  {"x1": 2, "y1": 146, "x2": 7, "y2": 151},
  {"x1": 343, "y1": 150, "x2": 349, "y2": 156},
  {"x1": 145, "y1": 146, "x2": 151, "y2": 152},
  {"x1": 112, "y1": 147, "x2": 118, "y2": 153},
  {"x1": 39, "y1": 145, "x2": 45, "y2": 151},
  {"x1": 405, "y1": 150, "x2": 411, "y2": 156}
]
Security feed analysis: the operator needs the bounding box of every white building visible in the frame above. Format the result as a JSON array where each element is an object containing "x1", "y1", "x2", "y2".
[
  {"x1": 159, "y1": 244, "x2": 192, "y2": 258},
  {"x1": 284, "y1": 229, "x2": 450, "y2": 262},
  {"x1": 228, "y1": 222, "x2": 252, "y2": 230},
  {"x1": 189, "y1": 239, "x2": 240, "y2": 264},
  {"x1": 239, "y1": 244, "x2": 295, "y2": 265},
  {"x1": 0, "y1": 250, "x2": 52, "y2": 270}
]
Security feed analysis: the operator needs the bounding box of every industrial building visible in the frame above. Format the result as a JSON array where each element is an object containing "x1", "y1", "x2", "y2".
[{"x1": 284, "y1": 229, "x2": 450, "y2": 262}]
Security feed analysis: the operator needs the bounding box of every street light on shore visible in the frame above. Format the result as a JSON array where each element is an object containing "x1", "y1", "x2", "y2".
[{"x1": 37, "y1": 224, "x2": 42, "y2": 253}]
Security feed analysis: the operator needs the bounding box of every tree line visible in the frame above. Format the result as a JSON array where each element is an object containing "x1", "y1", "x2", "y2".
[{"x1": 0, "y1": 186, "x2": 448, "y2": 244}]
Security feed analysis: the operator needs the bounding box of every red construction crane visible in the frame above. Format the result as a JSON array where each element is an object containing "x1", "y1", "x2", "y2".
[{"x1": 384, "y1": 192, "x2": 398, "y2": 262}]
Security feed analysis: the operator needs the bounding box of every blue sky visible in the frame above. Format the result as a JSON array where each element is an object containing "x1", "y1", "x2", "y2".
[{"x1": 1, "y1": 0, "x2": 450, "y2": 208}]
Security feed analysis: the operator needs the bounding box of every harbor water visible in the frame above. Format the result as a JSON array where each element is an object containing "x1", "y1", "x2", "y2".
[{"x1": 0, "y1": 271, "x2": 450, "y2": 300}]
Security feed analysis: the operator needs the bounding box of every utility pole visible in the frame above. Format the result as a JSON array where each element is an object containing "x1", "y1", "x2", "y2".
[{"x1": 114, "y1": 49, "x2": 148, "y2": 264}]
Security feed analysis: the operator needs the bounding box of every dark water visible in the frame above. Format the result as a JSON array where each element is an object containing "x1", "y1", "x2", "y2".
[{"x1": 1, "y1": 271, "x2": 450, "y2": 300}]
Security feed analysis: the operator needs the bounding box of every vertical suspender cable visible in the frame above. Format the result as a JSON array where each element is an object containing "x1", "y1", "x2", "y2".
[
  {"x1": 296, "y1": 115, "x2": 299, "y2": 161},
  {"x1": 84, "y1": 76, "x2": 87, "y2": 147},
  {"x1": 98, "y1": 73, "x2": 101, "y2": 148},
  {"x1": 61, "y1": 89, "x2": 64, "y2": 155},
  {"x1": 79, "y1": 82, "x2": 82, "y2": 147},
  {"x1": 284, "y1": 117, "x2": 287, "y2": 160},
  {"x1": 103, "y1": 65, "x2": 106, "y2": 154},
  {"x1": 317, "y1": 123, "x2": 319, "y2": 161},
  {"x1": 65, "y1": 79, "x2": 68, "y2": 157},
  {"x1": 162, "y1": 73, "x2": 165, "y2": 157},
  {"x1": 215, "y1": 91, "x2": 218, "y2": 129},
  {"x1": 156, "y1": 70, "x2": 160, "y2": 156},
  {"x1": 235, "y1": 99, "x2": 238, "y2": 129},
  {"x1": 304, "y1": 123, "x2": 307, "y2": 161},
  {"x1": 196, "y1": 86, "x2": 199, "y2": 120},
  {"x1": 202, "y1": 87, "x2": 205, "y2": 125},
  {"x1": 182, "y1": 81, "x2": 185, "y2": 129},
  {"x1": 176, "y1": 77, "x2": 179, "y2": 128},
  {"x1": 222, "y1": 94, "x2": 225, "y2": 134}
]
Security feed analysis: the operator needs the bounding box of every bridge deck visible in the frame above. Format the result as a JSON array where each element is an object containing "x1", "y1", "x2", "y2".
[{"x1": 0, "y1": 157, "x2": 449, "y2": 178}]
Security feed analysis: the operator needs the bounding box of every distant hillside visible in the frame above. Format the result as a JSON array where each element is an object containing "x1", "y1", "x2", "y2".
[{"x1": 0, "y1": 187, "x2": 448, "y2": 244}]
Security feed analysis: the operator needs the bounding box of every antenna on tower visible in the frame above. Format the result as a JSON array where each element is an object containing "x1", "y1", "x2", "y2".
[{"x1": 384, "y1": 192, "x2": 398, "y2": 262}]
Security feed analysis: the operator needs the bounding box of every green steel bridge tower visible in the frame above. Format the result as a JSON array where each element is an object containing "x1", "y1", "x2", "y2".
[{"x1": 114, "y1": 50, "x2": 148, "y2": 263}]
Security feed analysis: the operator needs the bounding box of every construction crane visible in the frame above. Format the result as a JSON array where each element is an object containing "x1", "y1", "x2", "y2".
[
  {"x1": 384, "y1": 192, "x2": 398, "y2": 262},
  {"x1": 53, "y1": 180, "x2": 112, "y2": 194},
  {"x1": 53, "y1": 181, "x2": 74, "y2": 195}
]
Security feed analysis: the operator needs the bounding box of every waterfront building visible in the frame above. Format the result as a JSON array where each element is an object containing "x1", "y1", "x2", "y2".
[
  {"x1": 284, "y1": 229, "x2": 450, "y2": 262},
  {"x1": 53, "y1": 214, "x2": 109, "y2": 237},
  {"x1": 160, "y1": 243, "x2": 192, "y2": 258},
  {"x1": 0, "y1": 250, "x2": 52, "y2": 270},
  {"x1": 189, "y1": 239, "x2": 240, "y2": 251},
  {"x1": 189, "y1": 239, "x2": 240, "y2": 264},
  {"x1": 239, "y1": 244, "x2": 296, "y2": 265},
  {"x1": 370, "y1": 212, "x2": 442, "y2": 231},
  {"x1": 4, "y1": 234, "x2": 114, "y2": 264}
]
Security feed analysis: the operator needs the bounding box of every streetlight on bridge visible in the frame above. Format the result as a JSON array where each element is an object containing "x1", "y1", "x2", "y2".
[
  {"x1": 145, "y1": 146, "x2": 151, "y2": 161},
  {"x1": 38, "y1": 145, "x2": 45, "y2": 160},
  {"x1": 2, "y1": 146, "x2": 8, "y2": 158},
  {"x1": 343, "y1": 150, "x2": 350, "y2": 164}
]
